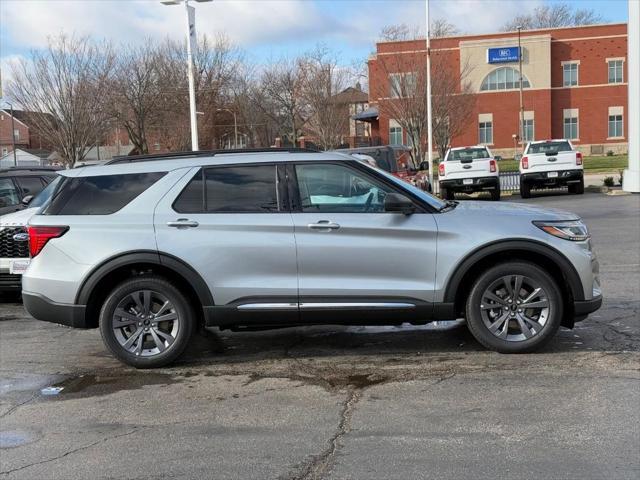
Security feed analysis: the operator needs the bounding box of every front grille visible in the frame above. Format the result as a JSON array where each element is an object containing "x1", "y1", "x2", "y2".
[{"x1": 0, "y1": 227, "x2": 29, "y2": 258}]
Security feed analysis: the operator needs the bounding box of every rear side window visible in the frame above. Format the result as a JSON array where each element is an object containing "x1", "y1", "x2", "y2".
[
  {"x1": 44, "y1": 172, "x2": 166, "y2": 215},
  {"x1": 173, "y1": 165, "x2": 280, "y2": 213},
  {"x1": 16, "y1": 176, "x2": 46, "y2": 195}
]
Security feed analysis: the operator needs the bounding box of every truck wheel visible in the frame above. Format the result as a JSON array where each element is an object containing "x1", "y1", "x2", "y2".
[
  {"x1": 490, "y1": 187, "x2": 501, "y2": 201},
  {"x1": 569, "y1": 179, "x2": 584, "y2": 195},
  {"x1": 465, "y1": 261, "x2": 563, "y2": 353},
  {"x1": 441, "y1": 187, "x2": 453, "y2": 200},
  {"x1": 520, "y1": 179, "x2": 531, "y2": 198},
  {"x1": 99, "y1": 276, "x2": 196, "y2": 368}
]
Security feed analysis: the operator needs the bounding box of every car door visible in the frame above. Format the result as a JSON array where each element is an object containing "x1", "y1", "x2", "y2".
[
  {"x1": 289, "y1": 161, "x2": 438, "y2": 321},
  {"x1": 154, "y1": 163, "x2": 299, "y2": 318}
]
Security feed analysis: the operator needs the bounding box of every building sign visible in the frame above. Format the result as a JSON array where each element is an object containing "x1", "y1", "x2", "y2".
[{"x1": 487, "y1": 47, "x2": 520, "y2": 63}]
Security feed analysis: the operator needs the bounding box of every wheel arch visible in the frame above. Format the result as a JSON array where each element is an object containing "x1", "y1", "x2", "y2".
[
  {"x1": 76, "y1": 250, "x2": 214, "y2": 328},
  {"x1": 444, "y1": 240, "x2": 584, "y2": 327}
]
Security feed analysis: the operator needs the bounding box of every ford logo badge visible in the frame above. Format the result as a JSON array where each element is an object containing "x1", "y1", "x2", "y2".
[{"x1": 13, "y1": 233, "x2": 29, "y2": 242}]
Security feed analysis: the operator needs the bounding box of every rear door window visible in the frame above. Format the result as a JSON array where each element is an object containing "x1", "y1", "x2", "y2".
[
  {"x1": 173, "y1": 165, "x2": 280, "y2": 213},
  {"x1": 16, "y1": 176, "x2": 46, "y2": 196},
  {"x1": 0, "y1": 178, "x2": 20, "y2": 207},
  {"x1": 44, "y1": 172, "x2": 166, "y2": 215}
]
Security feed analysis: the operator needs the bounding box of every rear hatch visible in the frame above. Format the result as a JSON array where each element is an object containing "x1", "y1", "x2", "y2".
[
  {"x1": 443, "y1": 147, "x2": 495, "y2": 180},
  {"x1": 524, "y1": 141, "x2": 580, "y2": 172}
]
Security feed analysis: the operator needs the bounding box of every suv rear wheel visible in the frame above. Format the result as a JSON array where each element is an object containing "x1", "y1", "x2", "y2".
[
  {"x1": 465, "y1": 262, "x2": 562, "y2": 353},
  {"x1": 99, "y1": 276, "x2": 195, "y2": 368}
]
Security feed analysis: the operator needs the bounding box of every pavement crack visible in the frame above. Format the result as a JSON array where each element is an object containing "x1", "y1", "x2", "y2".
[
  {"x1": 288, "y1": 388, "x2": 361, "y2": 480},
  {"x1": 0, "y1": 428, "x2": 140, "y2": 476},
  {"x1": 0, "y1": 392, "x2": 39, "y2": 420}
]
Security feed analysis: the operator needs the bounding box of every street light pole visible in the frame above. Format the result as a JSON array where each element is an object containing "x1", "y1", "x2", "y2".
[
  {"x1": 217, "y1": 108, "x2": 237, "y2": 148},
  {"x1": 161, "y1": 0, "x2": 212, "y2": 151},
  {"x1": 425, "y1": 0, "x2": 434, "y2": 191},
  {"x1": 517, "y1": 26, "x2": 525, "y2": 154}
]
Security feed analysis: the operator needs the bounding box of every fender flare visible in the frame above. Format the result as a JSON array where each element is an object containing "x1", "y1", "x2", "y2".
[
  {"x1": 75, "y1": 250, "x2": 214, "y2": 306},
  {"x1": 442, "y1": 239, "x2": 585, "y2": 304}
]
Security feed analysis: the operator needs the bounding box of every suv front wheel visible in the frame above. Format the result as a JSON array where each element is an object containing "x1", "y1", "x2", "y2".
[
  {"x1": 465, "y1": 262, "x2": 562, "y2": 353},
  {"x1": 99, "y1": 276, "x2": 195, "y2": 368}
]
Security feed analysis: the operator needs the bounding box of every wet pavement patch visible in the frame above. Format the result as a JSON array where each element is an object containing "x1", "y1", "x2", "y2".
[
  {"x1": 41, "y1": 372, "x2": 178, "y2": 399},
  {"x1": 0, "y1": 430, "x2": 37, "y2": 449}
]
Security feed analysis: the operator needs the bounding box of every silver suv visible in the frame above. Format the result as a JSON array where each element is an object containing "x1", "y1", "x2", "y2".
[{"x1": 22, "y1": 149, "x2": 602, "y2": 368}]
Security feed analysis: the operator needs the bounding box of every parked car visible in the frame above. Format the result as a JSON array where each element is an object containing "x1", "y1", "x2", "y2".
[
  {"x1": 438, "y1": 146, "x2": 500, "y2": 201},
  {"x1": 334, "y1": 145, "x2": 430, "y2": 191},
  {"x1": 22, "y1": 148, "x2": 601, "y2": 368},
  {"x1": 520, "y1": 140, "x2": 584, "y2": 198},
  {"x1": 0, "y1": 167, "x2": 59, "y2": 216},
  {"x1": 0, "y1": 176, "x2": 60, "y2": 294}
]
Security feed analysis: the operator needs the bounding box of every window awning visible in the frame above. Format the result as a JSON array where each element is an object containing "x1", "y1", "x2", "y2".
[{"x1": 352, "y1": 107, "x2": 379, "y2": 122}]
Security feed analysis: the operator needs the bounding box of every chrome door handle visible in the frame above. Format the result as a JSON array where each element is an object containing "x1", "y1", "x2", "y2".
[
  {"x1": 167, "y1": 219, "x2": 199, "y2": 228},
  {"x1": 308, "y1": 220, "x2": 340, "y2": 230}
]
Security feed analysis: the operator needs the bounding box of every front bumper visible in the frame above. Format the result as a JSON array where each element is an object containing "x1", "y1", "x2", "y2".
[
  {"x1": 573, "y1": 294, "x2": 603, "y2": 321},
  {"x1": 439, "y1": 176, "x2": 499, "y2": 192},
  {"x1": 22, "y1": 292, "x2": 88, "y2": 328},
  {"x1": 521, "y1": 169, "x2": 583, "y2": 186}
]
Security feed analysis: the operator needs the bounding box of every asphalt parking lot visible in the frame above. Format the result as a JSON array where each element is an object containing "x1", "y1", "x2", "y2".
[{"x1": 1, "y1": 192, "x2": 638, "y2": 480}]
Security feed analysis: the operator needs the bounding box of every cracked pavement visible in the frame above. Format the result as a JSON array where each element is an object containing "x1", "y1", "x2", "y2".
[{"x1": 0, "y1": 193, "x2": 638, "y2": 480}]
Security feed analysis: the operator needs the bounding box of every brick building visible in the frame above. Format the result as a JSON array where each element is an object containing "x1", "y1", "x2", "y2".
[{"x1": 365, "y1": 23, "x2": 628, "y2": 158}]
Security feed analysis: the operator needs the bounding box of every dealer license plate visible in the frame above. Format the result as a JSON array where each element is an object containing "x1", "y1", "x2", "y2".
[
  {"x1": 9, "y1": 259, "x2": 30, "y2": 275},
  {"x1": 547, "y1": 171, "x2": 558, "y2": 178},
  {"x1": 463, "y1": 178, "x2": 473, "y2": 185}
]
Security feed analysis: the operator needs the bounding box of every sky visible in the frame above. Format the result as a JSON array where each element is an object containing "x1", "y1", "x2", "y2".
[{"x1": 0, "y1": 0, "x2": 630, "y2": 85}]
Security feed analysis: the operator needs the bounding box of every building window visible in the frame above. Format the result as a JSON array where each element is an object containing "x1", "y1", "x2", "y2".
[
  {"x1": 563, "y1": 63, "x2": 578, "y2": 87},
  {"x1": 563, "y1": 116, "x2": 578, "y2": 140},
  {"x1": 608, "y1": 60, "x2": 623, "y2": 84},
  {"x1": 1, "y1": 148, "x2": 7, "y2": 156},
  {"x1": 608, "y1": 114, "x2": 623, "y2": 138},
  {"x1": 479, "y1": 121, "x2": 493, "y2": 144},
  {"x1": 521, "y1": 119, "x2": 534, "y2": 142},
  {"x1": 13, "y1": 129, "x2": 20, "y2": 141},
  {"x1": 480, "y1": 67, "x2": 530, "y2": 91},
  {"x1": 389, "y1": 125, "x2": 403, "y2": 145},
  {"x1": 389, "y1": 72, "x2": 416, "y2": 98}
]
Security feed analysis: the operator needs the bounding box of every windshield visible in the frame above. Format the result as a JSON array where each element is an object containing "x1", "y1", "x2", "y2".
[
  {"x1": 447, "y1": 148, "x2": 490, "y2": 161},
  {"x1": 360, "y1": 162, "x2": 446, "y2": 211},
  {"x1": 527, "y1": 141, "x2": 572, "y2": 154},
  {"x1": 29, "y1": 176, "x2": 61, "y2": 209}
]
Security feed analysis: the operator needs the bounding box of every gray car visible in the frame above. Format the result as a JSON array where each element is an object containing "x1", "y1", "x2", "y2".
[{"x1": 21, "y1": 148, "x2": 602, "y2": 368}]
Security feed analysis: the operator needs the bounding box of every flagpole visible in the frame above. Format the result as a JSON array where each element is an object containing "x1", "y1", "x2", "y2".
[{"x1": 425, "y1": 0, "x2": 434, "y2": 192}]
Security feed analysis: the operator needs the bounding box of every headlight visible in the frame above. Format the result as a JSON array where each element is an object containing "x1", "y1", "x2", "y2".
[{"x1": 533, "y1": 220, "x2": 589, "y2": 241}]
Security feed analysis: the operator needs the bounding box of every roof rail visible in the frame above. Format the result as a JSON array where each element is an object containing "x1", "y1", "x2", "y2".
[
  {"x1": 0, "y1": 166, "x2": 61, "y2": 173},
  {"x1": 106, "y1": 147, "x2": 319, "y2": 165}
]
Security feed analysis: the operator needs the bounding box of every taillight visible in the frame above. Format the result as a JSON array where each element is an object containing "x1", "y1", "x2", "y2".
[
  {"x1": 521, "y1": 156, "x2": 529, "y2": 169},
  {"x1": 490, "y1": 159, "x2": 497, "y2": 173},
  {"x1": 27, "y1": 226, "x2": 69, "y2": 257},
  {"x1": 438, "y1": 162, "x2": 445, "y2": 176},
  {"x1": 576, "y1": 152, "x2": 583, "y2": 165}
]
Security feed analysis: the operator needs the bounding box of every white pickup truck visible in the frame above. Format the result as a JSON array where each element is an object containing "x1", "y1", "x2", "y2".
[
  {"x1": 519, "y1": 140, "x2": 584, "y2": 198},
  {"x1": 438, "y1": 146, "x2": 500, "y2": 201}
]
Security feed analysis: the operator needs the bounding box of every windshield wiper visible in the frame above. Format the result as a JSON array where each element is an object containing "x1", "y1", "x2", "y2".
[{"x1": 439, "y1": 200, "x2": 458, "y2": 212}]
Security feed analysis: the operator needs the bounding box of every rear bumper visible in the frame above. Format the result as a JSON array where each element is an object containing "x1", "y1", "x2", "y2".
[
  {"x1": 521, "y1": 169, "x2": 583, "y2": 185},
  {"x1": 22, "y1": 292, "x2": 88, "y2": 328},
  {"x1": 439, "y1": 176, "x2": 499, "y2": 192}
]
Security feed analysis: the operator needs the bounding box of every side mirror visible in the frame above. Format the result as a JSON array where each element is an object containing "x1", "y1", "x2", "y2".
[
  {"x1": 419, "y1": 161, "x2": 429, "y2": 171},
  {"x1": 494, "y1": 155, "x2": 502, "y2": 161},
  {"x1": 22, "y1": 195, "x2": 34, "y2": 206},
  {"x1": 384, "y1": 193, "x2": 415, "y2": 215}
]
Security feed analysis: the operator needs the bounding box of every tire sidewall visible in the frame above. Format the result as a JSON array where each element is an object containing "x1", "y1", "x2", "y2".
[
  {"x1": 99, "y1": 276, "x2": 195, "y2": 368},
  {"x1": 465, "y1": 262, "x2": 563, "y2": 353}
]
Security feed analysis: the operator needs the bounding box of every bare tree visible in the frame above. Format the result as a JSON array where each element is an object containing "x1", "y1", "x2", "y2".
[
  {"x1": 298, "y1": 47, "x2": 352, "y2": 150},
  {"x1": 7, "y1": 34, "x2": 115, "y2": 166},
  {"x1": 502, "y1": 2, "x2": 603, "y2": 31},
  {"x1": 379, "y1": 19, "x2": 459, "y2": 41},
  {"x1": 111, "y1": 41, "x2": 166, "y2": 154},
  {"x1": 259, "y1": 58, "x2": 305, "y2": 146},
  {"x1": 374, "y1": 51, "x2": 475, "y2": 163}
]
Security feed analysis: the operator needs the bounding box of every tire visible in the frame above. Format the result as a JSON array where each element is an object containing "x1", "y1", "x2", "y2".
[
  {"x1": 569, "y1": 179, "x2": 584, "y2": 195},
  {"x1": 490, "y1": 187, "x2": 501, "y2": 201},
  {"x1": 99, "y1": 275, "x2": 196, "y2": 368},
  {"x1": 464, "y1": 261, "x2": 563, "y2": 353},
  {"x1": 520, "y1": 178, "x2": 531, "y2": 198}
]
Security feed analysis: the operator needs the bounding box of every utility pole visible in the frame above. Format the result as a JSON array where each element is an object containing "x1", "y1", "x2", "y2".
[
  {"x1": 425, "y1": 0, "x2": 434, "y2": 191},
  {"x1": 517, "y1": 26, "x2": 525, "y2": 154}
]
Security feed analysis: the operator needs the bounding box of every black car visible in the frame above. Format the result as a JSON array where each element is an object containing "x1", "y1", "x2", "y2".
[{"x1": 0, "y1": 167, "x2": 59, "y2": 216}]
